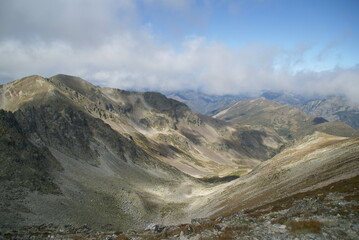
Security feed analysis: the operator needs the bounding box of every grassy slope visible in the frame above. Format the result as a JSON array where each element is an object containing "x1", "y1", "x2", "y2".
[
  {"x1": 214, "y1": 98, "x2": 359, "y2": 139},
  {"x1": 187, "y1": 132, "x2": 359, "y2": 219}
]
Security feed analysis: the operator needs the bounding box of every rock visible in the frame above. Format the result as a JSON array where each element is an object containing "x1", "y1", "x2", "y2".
[
  {"x1": 76, "y1": 224, "x2": 91, "y2": 233},
  {"x1": 186, "y1": 225, "x2": 194, "y2": 235},
  {"x1": 278, "y1": 225, "x2": 286, "y2": 230},
  {"x1": 322, "y1": 218, "x2": 339, "y2": 227},
  {"x1": 126, "y1": 229, "x2": 136, "y2": 235},
  {"x1": 191, "y1": 218, "x2": 211, "y2": 225},
  {"x1": 101, "y1": 224, "x2": 115, "y2": 231},
  {"x1": 347, "y1": 230, "x2": 358, "y2": 239},
  {"x1": 179, "y1": 231, "x2": 188, "y2": 240},
  {"x1": 189, "y1": 234, "x2": 201, "y2": 240},
  {"x1": 58, "y1": 224, "x2": 75, "y2": 233},
  {"x1": 145, "y1": 223, "x2": 157, "y2": 231},
  {"x1": 287, "y1": 197, "x2": 325, "y2": 217},
  {"x1": 145, "y1": 223, "x2": 164, "y2": 233}
]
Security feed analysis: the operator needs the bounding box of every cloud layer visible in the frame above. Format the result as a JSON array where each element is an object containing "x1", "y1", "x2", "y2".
[{"x1": 0, "y1": 0, "x2": 358, "y2": 104}]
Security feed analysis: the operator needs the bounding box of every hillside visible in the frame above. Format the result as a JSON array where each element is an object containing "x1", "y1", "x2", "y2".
[
  {"x1": 0, "y1": 78, "x2": 203, "y2": 230},
  {"x1": 198, "y1": 132, "x2": 359, "y2": 217},
  {"x1": 300, "y1": 96, "x2": 359, "y2": 129},
  {"x1": 1, "y1": 75, "x2": 285, "y2": 177},
  {"x1": 2, "y1": 130, "x2": 358, "y2": 239},
  {"x1": 213, "y1": 98, "x2": 359, "y2": 140},
  {"x1": 258, "y1": 92, "x2": 359, "y2": 130},
  {"x1": 0, "y1": 75, "x2": 284, "y2": 230}
]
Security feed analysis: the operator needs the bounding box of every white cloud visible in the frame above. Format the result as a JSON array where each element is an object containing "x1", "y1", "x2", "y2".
[
  {"x1": 0, "y1": 0, "x2": 358, "y2": 105},
  {"x1": 141, "y1": 0, "x2": 191, "y2": 10},
  {"x1": 0, "y1": 0, "x2": 136, "y2": 44}
]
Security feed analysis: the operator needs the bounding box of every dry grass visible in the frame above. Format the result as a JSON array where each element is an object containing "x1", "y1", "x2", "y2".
[
  {"x1": 72, "y1": 236, "x2": 85, "y2": 240},
  {"x1": 112, "y1": 235, "x2": 130, "y2": 240},
  {"x1": 271, "y1": 216, "x2": 288, "y2": 225},
  {"x1": 192, "y1": 221, "x2": 222, "y2": 233},
  {"x1": 209, "y1": 225, "x2": 249, "y2": 240},
  {"x1": 244, "y1": 176, "x2": 359, "y2": 217},
  {"x1": 286, "y1": 219, "x2": 322, "y2": 234},
  {"x1": 352, "y1": 205, "x2": 359, "y2": 212}
]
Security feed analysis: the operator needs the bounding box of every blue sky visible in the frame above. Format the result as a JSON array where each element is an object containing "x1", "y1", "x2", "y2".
[
  {"x1": 0, "y1": 0, "x2": 358, "y2": 102},
  {"x1": 138, "y1": 0, "x2": 359, "y2": 70}
]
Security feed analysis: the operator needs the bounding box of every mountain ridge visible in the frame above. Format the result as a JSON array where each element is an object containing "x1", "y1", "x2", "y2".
[
  {"x1": 0, "y1": 74, "x2": 284, "y2": 230},
  {"x1": 213, "y1": 97, "x2": 359, "y2": 140},
  {"x1": 165, "y1": 90, "x2": 359, "y2": 130}
]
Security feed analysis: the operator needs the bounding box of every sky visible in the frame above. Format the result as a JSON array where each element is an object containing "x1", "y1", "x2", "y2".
[{"x1": 0, "y1": 0, "x2": 358, "y2": 103}]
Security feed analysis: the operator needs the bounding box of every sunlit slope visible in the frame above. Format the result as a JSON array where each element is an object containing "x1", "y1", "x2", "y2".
[
  {"x1": 213, "y1": 98, "x2": 359, "y2": 139},
  {"x1": 1, "y1": 75, "x2": 284, "y2": 177},
  {"x1": 191, "y1": 132, "x2": 359, "y2": 218}
]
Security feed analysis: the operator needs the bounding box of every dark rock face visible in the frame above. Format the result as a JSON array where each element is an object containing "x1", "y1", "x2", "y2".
[
  {"x1": 231, "y1": 129, "x2": 283, "y2": 160},
  {"x1": 13, "y1": 100, "x2": 167, "y2": 168},
  {"x1": 336, "y1": 111, "x2": 359, "y2": 129},
  {"x1": 144, "y1": 92, "x2": 190, "y2": 119},
  {"x1": 299, "y1": 97, "x2": 359, "y2": 130},
  {"x1": 0, "y1": 110, "x2": 61, "y2": 230},
  {"x1": 312, "y1": 117, "x2": 328, "y2": 125},
  {"x1": 0, "y1": 110, "x2": 61, "y2": 194},
  {"x1": 14, "y1": 104, "x2": 97, "y2": 165}
]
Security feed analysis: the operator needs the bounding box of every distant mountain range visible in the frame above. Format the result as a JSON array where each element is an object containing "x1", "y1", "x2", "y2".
[
  {"x1": 165, "y1": 90, "x2": 249, "y2": 115},
  {"x1": 300, "y1": 97, "x2": 359, "y2": 129},
  {"x1": 165, "y1": 90, "x2": 359, "y2": 129},
  {"x1": 212, "y1": 97, "x2": 359, "y2": 140}
]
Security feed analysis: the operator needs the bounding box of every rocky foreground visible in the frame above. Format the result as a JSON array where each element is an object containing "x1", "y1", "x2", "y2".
[{"x1": 1, "y1": 177, "x2": 358, "y2": 240}]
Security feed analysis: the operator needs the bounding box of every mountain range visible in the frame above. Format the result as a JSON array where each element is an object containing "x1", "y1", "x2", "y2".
[
  {"x1": 166, "y1": 90, "x2": 359, "y2": 130},
  {"x1": 0, "y1": 75, "x2": 358, "y2": 239},
  {"x1": 212, "y1": 97, "x2": 359, "y2": 140}
]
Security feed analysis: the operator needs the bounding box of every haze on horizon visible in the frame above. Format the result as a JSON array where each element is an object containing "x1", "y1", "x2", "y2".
[{"x1": 0, "y1": 0, "x2": 358, "y2": 103}]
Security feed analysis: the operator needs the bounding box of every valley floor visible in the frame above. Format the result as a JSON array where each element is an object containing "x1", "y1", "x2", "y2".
[{"x1": 1, "y1": 176, "x2": 358, "y2": 240}]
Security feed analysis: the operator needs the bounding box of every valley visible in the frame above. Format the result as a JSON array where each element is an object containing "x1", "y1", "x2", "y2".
[{"x1": 0, "y1": 75, "x2": 358, "y2": 239}]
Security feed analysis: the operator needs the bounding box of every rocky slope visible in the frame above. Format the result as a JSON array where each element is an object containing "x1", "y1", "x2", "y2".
[
  {"x1": 1, "y1": 75, "x2": 284, "y2": 177},
  {"x1": 196, "y1": 132, "x2": 359, "y2": 218},
  {"x1": 1, "y1": 133, "x2": 358, "y2": 239},
  {"x1": 258, "y1": 92, "x2": 359, "y2": 130},
  {"x1": 0, "y1": 98, "x2": 198, "y2": 230},
  {"x1": 0, "y1": 75, "x2": 283, "y2": 231},
  {"x1": 299, "y1": 96, "x2": 359, "y2": 130},
  {"x1": 213, "y1": 98, "x2": 359, "y2": 140},
  {"x1": 0, "y1": 110, "x2": 62, "y2": 230}
]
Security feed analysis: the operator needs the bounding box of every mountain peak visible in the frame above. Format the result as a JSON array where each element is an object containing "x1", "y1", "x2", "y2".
[
  {"x1": 0, "y1": 75, "x2": 56, "y2": 111},
  {"x1": 49, "y1": 74, "x2": 97, "y2": 93}
]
